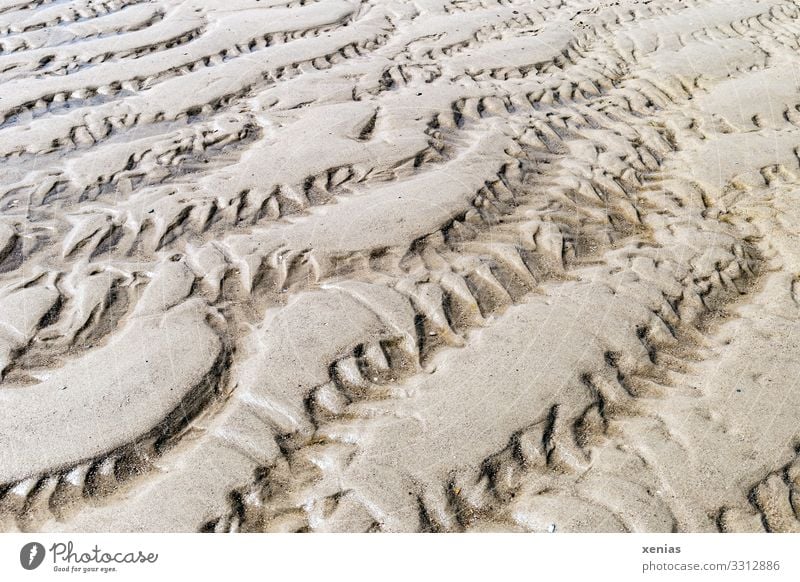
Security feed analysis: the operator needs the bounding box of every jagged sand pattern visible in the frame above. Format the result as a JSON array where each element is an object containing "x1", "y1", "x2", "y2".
[{"x1": 1, "y1": 0, "x2": 800, "y2": 533}]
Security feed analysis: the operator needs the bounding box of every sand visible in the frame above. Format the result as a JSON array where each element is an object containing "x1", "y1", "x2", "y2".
[{"x1": 1, "y1": 0, "x2": 800, "y2": 533}]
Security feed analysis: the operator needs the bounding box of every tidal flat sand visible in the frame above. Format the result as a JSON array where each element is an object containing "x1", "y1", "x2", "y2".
[{"x1": 1, "y1": 0, "x2": 800, "y2": 533}]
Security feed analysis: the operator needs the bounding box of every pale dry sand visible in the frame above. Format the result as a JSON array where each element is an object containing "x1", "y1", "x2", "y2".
[{"x1": 1, "y1": 0, "x2": 800, "y2": 533}]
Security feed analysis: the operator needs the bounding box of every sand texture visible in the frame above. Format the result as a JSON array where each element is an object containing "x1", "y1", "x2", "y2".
[{"x1": 1, "y1": 0, "x2": 800, "y2": 533}]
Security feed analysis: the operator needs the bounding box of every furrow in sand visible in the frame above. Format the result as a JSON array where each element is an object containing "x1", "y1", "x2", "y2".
[
  {"x1": 0, "y1": 5, "x2": 394, "y2": 159},
  {"x1": 0, "y1": 4, "x2": 165, "y2": 54}
]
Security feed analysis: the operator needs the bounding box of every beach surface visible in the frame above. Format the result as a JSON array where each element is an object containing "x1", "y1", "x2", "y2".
[{"x1": 2, "y1": 0, "x2": 800, "y2": 533}]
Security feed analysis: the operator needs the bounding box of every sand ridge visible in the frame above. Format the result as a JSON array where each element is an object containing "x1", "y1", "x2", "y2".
[{"x1": 1, "y1": 0, "x2": 800, "y2": 533}]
